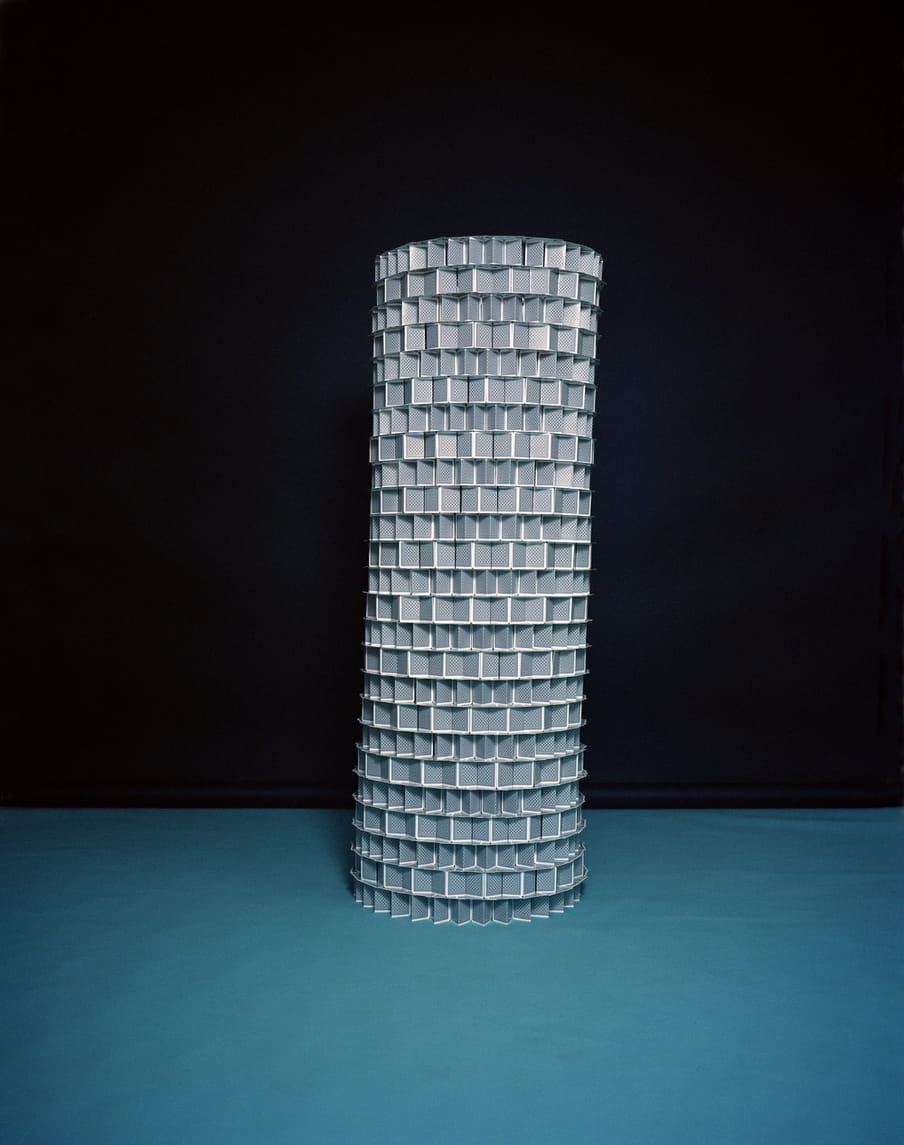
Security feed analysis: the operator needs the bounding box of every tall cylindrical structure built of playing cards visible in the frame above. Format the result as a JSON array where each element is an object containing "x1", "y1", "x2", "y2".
[{"x1": 352, "y1": 235, "x2": 604, "y2": 924}]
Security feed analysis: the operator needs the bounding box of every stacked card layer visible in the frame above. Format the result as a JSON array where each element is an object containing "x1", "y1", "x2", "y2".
[{"x1": 352, "y1": 235, "x2": 603, "y2": 924}]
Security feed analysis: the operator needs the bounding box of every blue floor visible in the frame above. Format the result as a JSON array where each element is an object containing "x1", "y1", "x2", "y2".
[{"x1": 2, "y1": 807, "x2": 902, "y2": 1144}]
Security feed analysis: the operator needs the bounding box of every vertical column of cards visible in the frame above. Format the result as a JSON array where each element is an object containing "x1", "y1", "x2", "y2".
[{"x1": 353, "y1": 235, "x2": 604, "y2": 924}]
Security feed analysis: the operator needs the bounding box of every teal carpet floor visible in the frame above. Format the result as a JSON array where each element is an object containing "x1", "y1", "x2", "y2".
[{"x1": 2, "y1": 807, "x2": 902, "y2": 1144}]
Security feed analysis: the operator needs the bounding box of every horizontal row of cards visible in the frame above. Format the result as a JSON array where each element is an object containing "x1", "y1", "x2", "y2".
[
  {"x1": 362, "y1": 646, "x2": 587, "y2": 679},
  {"x1": 373, "y1": 405, "x2": 594, "y2": 438},
  {"x1": 366, "y1": 592, "x2": 588, "y2": 622},
  {"x1": 356, "y1": 748, "x2": 585, "y2": 789},
  {"x1": 363, "y1": 620, "x2": 589, "y2": 653},
  {"x1": 369, "y1": 513, "x2": 594, "y2": 541},
  {"x1": 361, "y1": 674, "x2": 585, "y2": 707},
  {"x1": 372, "y1": 429, "x2": 594, "y2": 462},
  {"x1": 367, "y1": 539, "x2": 592, "y2": 570},
  {"x1": 375, "y1": 236, "x2": 603, "y2": 279},
  {"x1": 359, "y1": 725, "x2": 584, "y2": 760},
  {"x1": 354, "y1": 829, "x2": 582, "y2": 870},
  {"x1": 372, "y1": 295, "x2": 598, "y2": 331},
  {"x1": 375, "y1": 376, "x2": 596, "y2": 408},
  {"x1": 375, "y1": 348, "x2": 596, "y2": 383},
  {"x1": 371, "y1": 459, "x2": 592, "y2": 490},
  {"x1": 361, "y1": 697, "x2": 584, "y2": 735},
  {"x1": 354, "y1": 852, "x2": 586, "y2": 897},
  {"x1": 376, "y1": 267, "x2": 600, "y2": 305},
  {"x1": 353, "y1": 881, "x2": 583, "y2": 924},
  {"x1": 355, "y1": 804, "x2": 582, "y2": 844},
  {"x1": 375, "y1": 322, "x2": 597, "y2": 355},
  {"x1": 370, "y1": 485, "x2": 592, "y2": 516},
  {"x1": 366, "y1": 566, "x2": 591, "y2": 596},
  {"x1": 355, "y1": 777, "x2": 584, "y2": 815}
]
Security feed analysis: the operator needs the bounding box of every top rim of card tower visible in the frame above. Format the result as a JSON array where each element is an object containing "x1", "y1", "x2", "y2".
[{"x1": 375, "y1": 237, "x2": 604, "y2": 283}]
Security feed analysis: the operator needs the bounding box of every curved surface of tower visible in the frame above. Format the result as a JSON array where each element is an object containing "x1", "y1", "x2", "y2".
[{"x1": 352, "y1": 235, "x2": 604, "y2": 923}]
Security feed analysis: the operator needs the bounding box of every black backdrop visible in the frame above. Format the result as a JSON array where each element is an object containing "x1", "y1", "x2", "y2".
[{"x1": 5, "y1": 2, "x2": 902, "y2": 807}]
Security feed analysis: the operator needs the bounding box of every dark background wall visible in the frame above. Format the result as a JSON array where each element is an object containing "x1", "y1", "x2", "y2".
[{"x1": 4, "y1": 2, "x2": 902, "y2": 807}]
